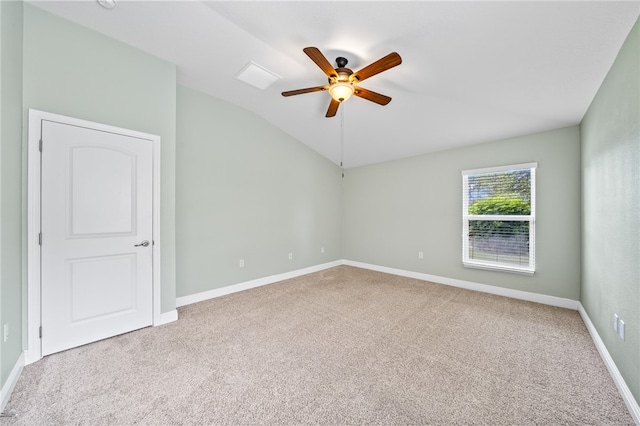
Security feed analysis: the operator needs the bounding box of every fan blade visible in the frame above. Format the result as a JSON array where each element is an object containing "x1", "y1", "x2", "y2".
[
  {"x1": 352, "y1": 52, "x2": 402, "y2": 82},
  {"x1": 326, "y1": 98, "x2": 340, "y2": 118},
  {"x1": 281, "y1": 86, "x2": 328, "y2": 97},
  {"x1": 303, "y1": 47, "x2": 338, "y2": 78},
  {"x1": 353, "y1": 87, "x2": 392, "y2": 106}
]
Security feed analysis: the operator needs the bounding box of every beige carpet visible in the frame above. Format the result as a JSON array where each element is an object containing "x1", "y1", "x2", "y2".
[{"x1": 1, "y1": 266, "x2": 634, "y2": 425}]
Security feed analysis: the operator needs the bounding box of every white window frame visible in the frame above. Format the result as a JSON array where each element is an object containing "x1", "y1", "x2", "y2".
[{"x1": 462, "y1": 162, "x2": 537, "y2": 275}]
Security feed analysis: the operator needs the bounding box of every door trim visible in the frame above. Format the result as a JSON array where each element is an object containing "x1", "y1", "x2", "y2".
[{"x1": 26, "y1": 109, "x2": 162, "y2": 365}]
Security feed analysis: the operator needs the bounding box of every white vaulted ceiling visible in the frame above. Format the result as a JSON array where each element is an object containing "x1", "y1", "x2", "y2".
[{"x1": 28, "y1": 1, "x2": 640, "y2": 168}]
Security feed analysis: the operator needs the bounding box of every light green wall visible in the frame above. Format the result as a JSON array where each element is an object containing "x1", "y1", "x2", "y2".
[
  {"x1": 22, "y1": 4, "x2": 177, "y2": 313},
  {"x1": 343, "y1": 126, "x2": 581, "y2": 300},
  {"x1": 581, "y1": 18, "x2": 639, "y2": 404},
  {"x1": 0, "y1": 0, "x2": 23, "y2": 391},
  {"x1": 175, "y1": 86, "x2": 342, "y2": 296},
  {"x1": 1, "y1": 0, "x2": 3, "y2": 387}
]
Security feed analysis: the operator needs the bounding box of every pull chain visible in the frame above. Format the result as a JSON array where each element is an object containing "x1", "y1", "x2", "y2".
[{"x1": 340, "y1": 106, "x2": 344, "y2": 178}]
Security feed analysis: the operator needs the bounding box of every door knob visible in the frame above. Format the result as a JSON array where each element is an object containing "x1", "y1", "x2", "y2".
[{"x1": 134, "y1": 240, "x2": 150, "y2": 247}]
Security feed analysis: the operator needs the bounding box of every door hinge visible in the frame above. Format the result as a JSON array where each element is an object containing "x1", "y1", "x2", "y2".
[
  {"x1": 39, "y1": 326, "x2": 42, "y2": 339},
  {"x1": 39, "y1": 233, "x2": 42, "y2": 245},
  {"x1": 39, "y1": 139, "x2": 43, "y2": 152}
]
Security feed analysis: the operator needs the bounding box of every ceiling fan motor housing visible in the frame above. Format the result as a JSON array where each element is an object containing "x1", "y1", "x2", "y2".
[{"x1": 330, "y1": 68, "x2": 354, "y2": 84}]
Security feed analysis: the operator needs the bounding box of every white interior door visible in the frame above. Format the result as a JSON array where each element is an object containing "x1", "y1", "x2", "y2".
[{"x1": 40, "y1": 120, "x2": 154, "y2": 356}]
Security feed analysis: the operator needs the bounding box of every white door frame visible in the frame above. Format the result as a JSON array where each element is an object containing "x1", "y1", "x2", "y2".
[{"x1": 26, "y1": 109, "x2": 162, "y2": 365}]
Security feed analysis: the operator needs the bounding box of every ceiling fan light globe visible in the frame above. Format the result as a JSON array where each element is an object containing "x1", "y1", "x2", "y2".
[{"x1": 329, "y1": 82, "x2": 354, "y2": 103}]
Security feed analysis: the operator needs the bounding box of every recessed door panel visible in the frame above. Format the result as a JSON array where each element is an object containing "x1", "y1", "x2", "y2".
[
  {"x1": 68, "y1": 254, "x2": 136, "y2": 323},
  {"x1": 70, "y1": 146, "x2": 135, "y2": 237}
]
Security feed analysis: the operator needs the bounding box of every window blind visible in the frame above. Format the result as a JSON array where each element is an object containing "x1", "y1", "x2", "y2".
[{"x1": 462, "y1": 163, "x2": 536, "y2": 274}]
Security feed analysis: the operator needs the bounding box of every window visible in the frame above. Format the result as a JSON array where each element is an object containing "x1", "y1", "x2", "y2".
[{"x1": 462, "y1": 163, "x2": 536, "y2": 274}]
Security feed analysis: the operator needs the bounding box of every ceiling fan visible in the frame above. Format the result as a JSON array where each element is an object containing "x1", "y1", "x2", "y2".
[{"x1": 282, "y1": 47, "x2": 402, "y2": 118}]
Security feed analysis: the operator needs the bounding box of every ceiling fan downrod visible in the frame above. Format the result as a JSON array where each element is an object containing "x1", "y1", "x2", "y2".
[{"x1": 335, "y1": 57, "x2": 348, "y2": 68}]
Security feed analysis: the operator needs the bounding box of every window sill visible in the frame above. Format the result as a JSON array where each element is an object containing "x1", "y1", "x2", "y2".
[{"x1": 463, "y1": 261, "x2": 535, "y2": 276}]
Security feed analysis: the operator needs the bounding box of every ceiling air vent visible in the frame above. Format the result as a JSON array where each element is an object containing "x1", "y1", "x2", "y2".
[{"x1": 235, "y1": 62, "x2": 281, "y2": 90}]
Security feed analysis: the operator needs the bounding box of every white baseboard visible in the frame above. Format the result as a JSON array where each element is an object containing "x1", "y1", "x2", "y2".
[
  {"x1": 155, "y1": 309, "x2": 178, "y2": 326},
  {"x1": 177, "y1": 259, "x2": 578, "y2": 311},
  {"x1": 344, "y1": 260, "x2": 579, "y2": 310},
  {"x1": 578, "y1": 303, "x2": 640, "y2": 424},
  {"x1": 1, "y1": 351, "x2": 25, "y2": 413},
  {"x1": 176, "y1": 260, "x2": 343, "y2": 308}
]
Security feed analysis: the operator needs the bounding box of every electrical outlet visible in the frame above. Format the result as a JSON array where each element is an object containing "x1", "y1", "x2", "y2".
[
  {"x1": 239, "y1": 259, "x2": 245, "y2": 268},
  {"x1": 321, "y1": 247, "x2": 325, "y2": 254},
  {"x1": 614, "y1": 314, "x2": 619, "y2": 332},
  {"x1": 288, "y1": 253, "x2": 293, "y2": 260},
  {"x1": 418, "y1": 251, "x2": 424, "y2": 259},
  {"x1": 3, "y1": 323, "x2": 8, "y2": 343},
  {"x1": 618, "y1": 320, "x2": 625, "y2": 340}
]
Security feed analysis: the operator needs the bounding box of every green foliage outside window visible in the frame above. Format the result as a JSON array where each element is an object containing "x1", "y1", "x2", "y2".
[
  {"x1": 468, "y1": 196, "x2": 530, "y2": 244},
  {"x1": 468, "y1": 196, "x2": 530, "y2": 215}
]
